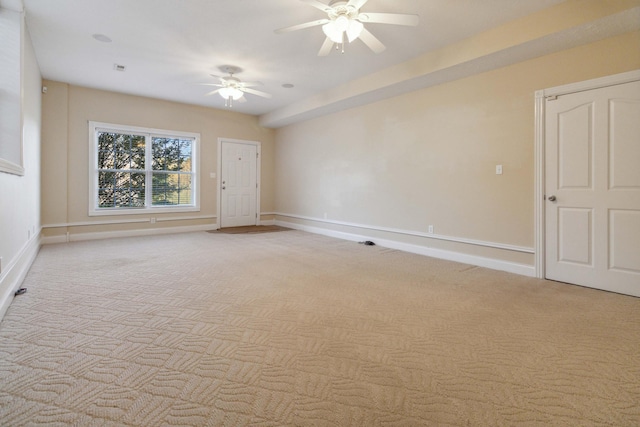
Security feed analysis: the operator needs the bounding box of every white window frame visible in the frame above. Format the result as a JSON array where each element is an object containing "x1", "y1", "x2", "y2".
[{"x1": 88, "y1": 121, "x2": 200, "y2": 216}]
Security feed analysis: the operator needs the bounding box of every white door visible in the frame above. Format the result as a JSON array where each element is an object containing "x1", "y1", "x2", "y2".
[
  {"x1": 545, "y1": 80, "x2": 640, "y2": 296},
  {"x1": 220, "y1": 141, "x2": 258, "y2": 228}
]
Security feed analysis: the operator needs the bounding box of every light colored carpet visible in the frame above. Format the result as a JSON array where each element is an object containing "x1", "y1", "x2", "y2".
[{"x1": 1, "y1": 230, "x2": 639, "y2": 426}]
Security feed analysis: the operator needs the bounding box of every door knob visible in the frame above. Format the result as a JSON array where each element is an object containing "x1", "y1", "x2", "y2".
[{"x1": 548, "y1": 195, "x2": 556, "y2": 202}]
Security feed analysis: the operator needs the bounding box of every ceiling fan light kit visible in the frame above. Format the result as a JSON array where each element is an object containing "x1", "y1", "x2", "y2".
[
  {"x1": 218, "y1": 86, "x2": 244, "y2": 106},
  {"x1": 322, "y1": 15, "x2": 363, "y2": 44}
]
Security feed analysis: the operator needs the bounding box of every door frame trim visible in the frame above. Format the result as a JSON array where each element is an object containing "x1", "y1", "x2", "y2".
[
  {"x1": 216, "y1": 138, "x2": 262, "y2": 229},
  {"x1": 533, "y1": 69, "x2": 640, "y2": 279}
]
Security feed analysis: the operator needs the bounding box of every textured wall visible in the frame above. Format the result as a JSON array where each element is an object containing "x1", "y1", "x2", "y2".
[{"x1": 274, "y1": 31, "x2": 640, "y2": 265}]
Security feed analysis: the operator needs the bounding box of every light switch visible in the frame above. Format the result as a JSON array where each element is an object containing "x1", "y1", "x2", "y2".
[
  {"x1": 496, "y1": 165, "x2": 503, "y2": 175},
  {"x1": 210, "y1": 172, "x2": 216, "y2": 179}
]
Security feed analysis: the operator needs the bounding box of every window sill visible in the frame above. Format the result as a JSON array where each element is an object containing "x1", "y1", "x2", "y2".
[{"x1": 88, "y1": 206, "x2": 200, "y2": 217}]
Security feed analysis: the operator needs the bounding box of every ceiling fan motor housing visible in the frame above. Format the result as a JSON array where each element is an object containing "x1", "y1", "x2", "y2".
[
  {"x1": 223, "y1": 76, "x2": 242, "y2": 88},
  {"x1": 327, "y1": 1, "x2": 359, "y2": 20}
]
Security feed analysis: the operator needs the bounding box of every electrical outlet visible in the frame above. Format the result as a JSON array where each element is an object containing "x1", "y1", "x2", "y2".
[
  {"x1": 428, "y1": 225, "x2": 434, "y2": 234},
  {"x1": 496, "y1": 165, "x2": 503, "y2": 175},
  {"x1": 150, "y1": 217, "x2": 156, "y2": 224}
]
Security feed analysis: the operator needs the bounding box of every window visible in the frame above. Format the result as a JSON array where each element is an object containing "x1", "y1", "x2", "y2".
[{"x1": 89, "y1": 122, "x2": 199, "y2": 215}]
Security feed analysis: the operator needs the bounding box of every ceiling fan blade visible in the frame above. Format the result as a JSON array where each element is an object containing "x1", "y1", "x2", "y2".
[
  {"x1": 358, "y1": 27, "x2": 386, "y2": 54},
  {"x1": 347, "y1": 0, "x2": 369, "y2": 10},
  {"x1": 204, "y1": 88, "x2": 221, "y2": 96},
  {"x1": 300, "y1": 0, "x2": 333, "y2": 12},
  {"x1": 318, "y1": 37, "x2": 334, "y2": 56},
  {"x1": 358, "y1": 12, "x2": 419, "y2": 26},
  {"x1": 200, "y1": 83, "x2": 224, "y2": 87},
  {"x1": 242, "y1": 87, "x2": 272, "y2": 99},
  {"x1": 240, "y1": 81, "x2": 262, "y2": 88},
  {"x1": 275, "y1": 18, "x2": 330, "y2": 34}
]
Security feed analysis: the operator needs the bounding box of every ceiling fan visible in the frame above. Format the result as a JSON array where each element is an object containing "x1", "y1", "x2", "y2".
[
  {"x1": 275, "y1": 0, "x2": 419, "y2": 55},
  {"x1": 202, "y1": 66, "x2": 272, "y2": 107}
]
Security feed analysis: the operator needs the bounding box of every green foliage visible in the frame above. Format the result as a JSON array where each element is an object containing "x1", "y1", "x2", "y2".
[
  {"x1": 97, "y1": 132, "x2": 145, "y2": 170},
  {"x1": 97, "y1": 132, "x2": 146, "y2": 208},
  {"x1": 96, "y1": 132, "x2": 193, "y2": 209},
  {"x1": 151, "y1": 138, "x2": 193, "y2": 206}
]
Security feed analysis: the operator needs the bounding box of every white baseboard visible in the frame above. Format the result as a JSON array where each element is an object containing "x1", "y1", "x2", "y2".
[
  {"x1": 41, "y1": 223, "x2": 217, "y2": 245},
  {"x1": 276, "y1": 219, "x2": 536, "y2": 278},
  {"x1": 274, "y1": 213, "x2": 533, "y2": 254},
  {"x1": 0, "y1": 232, "x2": 41, "y2": 321}
]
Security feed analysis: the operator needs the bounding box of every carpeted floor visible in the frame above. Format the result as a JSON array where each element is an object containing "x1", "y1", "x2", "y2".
[{"x1": 1, "y1": 230, "x2": 639, "y2": 426}]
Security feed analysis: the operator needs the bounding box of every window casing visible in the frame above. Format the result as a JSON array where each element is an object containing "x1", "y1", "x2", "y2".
[{"x1": 89, "y1": 122, "x2": 200, "y2": 216}]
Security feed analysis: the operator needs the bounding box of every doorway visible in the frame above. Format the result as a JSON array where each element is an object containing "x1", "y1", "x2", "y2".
[
  {"x1": 535, "y1": 71, "x2": 640, "y2": 296},
  {"x1": 217, "y1": 139, "x2": 261, "y2": 229}
]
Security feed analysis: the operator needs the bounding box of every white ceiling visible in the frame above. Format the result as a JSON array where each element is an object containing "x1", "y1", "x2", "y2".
[{"x1": 17, "y1": 0, "x2": 570, "y2": 122}]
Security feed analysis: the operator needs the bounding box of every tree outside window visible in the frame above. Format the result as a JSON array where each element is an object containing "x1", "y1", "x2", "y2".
[
  {"x1": 90, "y1": 123, "x2": 198, "y2": 215},
  {"x1": 152, "y1": 137, "x2": 193, "y2": 206}
]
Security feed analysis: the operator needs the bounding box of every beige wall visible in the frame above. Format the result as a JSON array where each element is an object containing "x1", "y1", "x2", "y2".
[
  {"x1": 274, "y1": 31, "x2": 640, "y2": 266},
  {"x1": 41, "y1": 83, "x2": 275, "y2": 240}
]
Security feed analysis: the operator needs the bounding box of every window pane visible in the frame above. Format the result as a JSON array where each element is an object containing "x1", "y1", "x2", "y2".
[
  {"x1": 152, "y1": 172, "x2": 192, "y2": 205},
  {"x1": 177, "y1": 174, "x2": 193, "y2": 203},
  {"x1": 98, "y1": 171, "x2": 145, "y2": 208},
  {"x1": 97, "y1": 132, "x2": 145, "y2": 170},
  {"x1": 152, "y1": 138, "x2": 177, "y2": 171},
  {"x1": 152, "y1": 137, "x2": 192, "y2": 172},
  {"x1": 179, "y1": 139, "x2": 192, "y2": 172}
]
